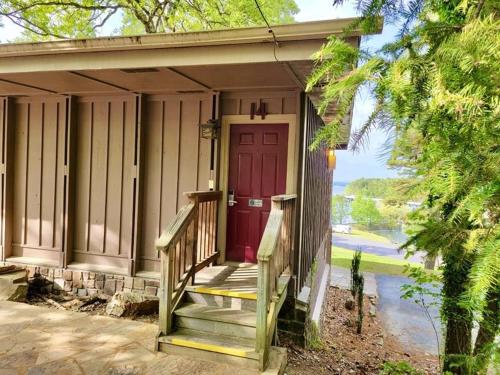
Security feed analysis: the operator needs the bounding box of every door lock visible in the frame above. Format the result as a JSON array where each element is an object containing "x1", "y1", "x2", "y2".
[{"x1": 228, "y1": 190, "x2": 238, "y2": 207}]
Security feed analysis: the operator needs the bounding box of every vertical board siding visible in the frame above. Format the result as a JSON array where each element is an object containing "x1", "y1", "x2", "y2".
[
  {"x1": 73, "y1": 96, "x2": 136, "y2": 268},
  {"x1": 221, "y1": 91, "x2": 297, "y2": 116},
  {"x1": 297, "y1": 96, "x2": 333, "y2": 294},
  {"x1": 140, "y1": 94, "x2": 212, "y2": 272},
  {"x1": 0, "y1": 98, "x2": 5, "y2": 259},
  {"x1": 11, "y1": 98, "x2": 66, "y2": 262},
  {"x1": 2, "y1": 93, "x2": 214, "y2": 274}
]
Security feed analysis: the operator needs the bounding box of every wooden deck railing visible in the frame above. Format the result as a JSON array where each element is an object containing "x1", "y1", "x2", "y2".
[
  {"x1": 255, "y1": 194, "x2": 297, "y2": 370},
  {"x1": 156, "y1": 190, "x2": 221, "y2": 336}
]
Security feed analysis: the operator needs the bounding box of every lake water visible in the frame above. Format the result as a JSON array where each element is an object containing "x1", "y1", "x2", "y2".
[{"x1": 333, "y1": 182, "x2": 347, "y2": 195}]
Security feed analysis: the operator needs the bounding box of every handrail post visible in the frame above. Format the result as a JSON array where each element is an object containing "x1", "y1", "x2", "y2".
[
  {"x1": 159, "y1": 245, "x2": 174, "y2": 335},
  {"x1": 190, "y1": 195, "x2": 199, "y2": 286},
  {"x1": 256, "y1": 258, "x2": 270, "y2": 370}
]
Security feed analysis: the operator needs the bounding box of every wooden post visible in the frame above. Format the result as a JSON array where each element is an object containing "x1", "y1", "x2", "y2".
[
  {"x1": 256, "y1": 259, "x2": 270, "y2": 370},
  {"x1": 159, "y1": 246, "x2": 174, "y2": 335},
  {"x1": 130, "y1": 94, "x2": 146, "y2": 276},
  {"x1": 190, "y1": 196, "x2": 199, "y2": 286},
  {"x1": 0, "y1": 97, "x2": 14, "y2": 261},
  {"x1": 62, "y1": 96, "x2": 77, "y2": 268}
]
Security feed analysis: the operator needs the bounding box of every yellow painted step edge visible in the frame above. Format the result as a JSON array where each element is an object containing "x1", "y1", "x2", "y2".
[
  {"x1": 192, "y1": 287, "x2": 257, "y2": 300},
  {"x1": 170, "y1": 337, "x2": 253, "y2": 358}
]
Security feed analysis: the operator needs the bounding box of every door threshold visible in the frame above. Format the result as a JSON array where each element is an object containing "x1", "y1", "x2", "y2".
[{"x1": 223, "y1": 261, "x2": 257, "y2": 268}]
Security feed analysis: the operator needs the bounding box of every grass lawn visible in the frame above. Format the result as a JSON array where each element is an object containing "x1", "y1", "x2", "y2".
[
  {"x1": 349, "y1": 229, "x2": 392, "y2": 244},
  {"x1": 332, "y1": 246, "x2": 422, "y2": 276}
]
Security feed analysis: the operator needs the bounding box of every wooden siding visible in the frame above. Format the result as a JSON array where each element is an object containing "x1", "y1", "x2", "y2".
[
  {"x1": 221, "y1": 91, "x2": 297, "y2": 116},
  {"x1": 72, "y1": 96, "x2": 137, "y2": 270},
  {"x1": 0, "y1": 93, "x2": 215, "y2": 274},
  {"x1": 11, "y1": 97, "x2": 67, "y2": 264},
  {"x1": 296, "y1": 95, "x2": 333, "y2": 294},
  {"x1": 140, "y1": 94, "x2": 213, "y2": 272}
]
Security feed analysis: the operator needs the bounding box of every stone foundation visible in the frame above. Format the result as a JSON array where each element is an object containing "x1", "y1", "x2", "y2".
[{"x1": 2, "y1": 263, "x2": 160, "y2": 297}]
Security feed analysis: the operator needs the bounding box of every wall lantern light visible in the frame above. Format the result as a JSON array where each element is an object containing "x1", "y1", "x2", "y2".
[
  {"x1": 199, "y1": 119, "x2": 220, "y2": 140},
  {"x1": 327, "y1": 148, "x2": 336, "y2": 171}
]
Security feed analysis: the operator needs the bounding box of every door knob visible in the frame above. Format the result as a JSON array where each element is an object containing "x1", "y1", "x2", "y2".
[{"x1": 228, "y1": 189, "x2": 237, "y2": 207}]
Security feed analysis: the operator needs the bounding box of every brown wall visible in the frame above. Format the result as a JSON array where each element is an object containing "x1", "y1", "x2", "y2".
[
  {"x1": 72, "y1": 96, "x2": 137, "y2": 270},
  {"x1": 10, "y1": 97, "x2": 67, "y2": 265},
  {"x1": 221, "y1": 90, "x2": 297, "y2": 116},
  {"x1": 296, "y1": 95, "x2": 333, "y2": 294},
  {"x1": 140, "y1": 94, "x2": 213, "y2": 272},
  {"x1": 0, "y1": 93, "x2": 215, "y2": 274}
]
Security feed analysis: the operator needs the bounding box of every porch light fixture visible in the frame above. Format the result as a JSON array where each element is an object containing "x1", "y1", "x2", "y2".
[
  {"x1": 327, "y1": 148, "x2": 336, "y2": 171},
  {"x1": 199, "y1": 119, "x2": 220, "y2": 139}
]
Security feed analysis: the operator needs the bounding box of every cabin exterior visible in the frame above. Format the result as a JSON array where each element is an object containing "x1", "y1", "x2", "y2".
[{"x1": 0, "y1": 19, "x2": 376, "y2": 372}]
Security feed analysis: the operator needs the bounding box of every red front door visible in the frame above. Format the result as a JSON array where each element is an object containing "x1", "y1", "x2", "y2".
[{"x1": 226, "y1": 124, "x2": 288, "y2": 263}]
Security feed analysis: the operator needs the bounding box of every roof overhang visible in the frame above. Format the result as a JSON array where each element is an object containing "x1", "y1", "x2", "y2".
[{"x1": 0, "y1": 18, "x2": 382, "y2": 144}]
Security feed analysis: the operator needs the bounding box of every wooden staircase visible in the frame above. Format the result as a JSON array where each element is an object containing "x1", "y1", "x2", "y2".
[
  {"x1": 155, "y1": 192, "x2": 296, "y2": 373},
  {"x1": 158, "y1": 286, "x2": 261, "y2": 369}
]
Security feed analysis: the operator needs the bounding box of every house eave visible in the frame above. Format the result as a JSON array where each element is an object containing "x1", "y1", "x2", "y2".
[{"x1": 0, "y1": 17, "x2": 380, "y2": 59}]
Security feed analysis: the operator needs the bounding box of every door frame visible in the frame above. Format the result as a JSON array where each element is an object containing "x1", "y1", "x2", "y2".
[{"x1": 217, "y1": 114, "x2": 298, "y2": 263}]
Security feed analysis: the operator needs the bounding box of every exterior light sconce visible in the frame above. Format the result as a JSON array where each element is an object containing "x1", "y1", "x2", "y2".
[
  {"x1": 199, "y1": 119, "x2": 220, "y2": 140},
  {"x1": 327, "y1": 148, "x2": 336, "y2": 171}
]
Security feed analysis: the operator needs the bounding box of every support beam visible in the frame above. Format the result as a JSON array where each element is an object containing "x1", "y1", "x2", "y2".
[
  {"x1": 1, "y1": 97, "x2": 15, "y2": 261},
  {"x1": 283, "y1": 63, "x2": 305, "y2": 90},
  {"x1": 62, "y1": 96, "x2": 77, "y2": 268},
  {"x1": 0, "y1": 77, "x2": 58, "y2": 94},
  {"x1": 166, "y1": 68, "x2": 212, "y2": 91},
  {"x1": 68, "y1": 71, "x2": 133, "y2": 93},
  {"x1": 129, "y1": 94, "x2": 146, "y2": 276}
]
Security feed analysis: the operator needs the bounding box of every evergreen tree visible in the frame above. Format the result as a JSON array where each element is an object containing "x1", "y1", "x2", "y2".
[{"x1": 308, "y1": 0, "x2": 499, "y2": 373}]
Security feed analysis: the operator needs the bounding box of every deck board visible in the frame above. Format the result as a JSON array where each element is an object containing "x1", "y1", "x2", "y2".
[{"x1": 189, "y1": 264, "x2": 258, "y2": 296}]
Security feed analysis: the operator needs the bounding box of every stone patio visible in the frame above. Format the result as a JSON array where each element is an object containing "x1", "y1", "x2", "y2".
[{"x1": 0, "y1": 301, "x2": 263, "y2": 374}]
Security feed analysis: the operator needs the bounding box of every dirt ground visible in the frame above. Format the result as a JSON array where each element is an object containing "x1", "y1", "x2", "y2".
[
  {"x1": 283, "y1": 287, "x2": 439, "y2": 375},
  {"x1": 27, "y1": 291, "x2": 159, "y2": 324}
]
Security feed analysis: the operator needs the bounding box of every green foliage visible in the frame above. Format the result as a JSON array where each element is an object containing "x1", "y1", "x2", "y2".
[
  {"x1": 402, "y1": 265, "x2": 443, "y2": 370},
  {"x1": 356, "y1": 273, "x2": 364, "y2": 334},
  {"x1": 331, "y1": 194, "x2": 351, "y2": 224},
  {"x1": 378, "y1": 203, "x2": 408, "y2": 229},
  {"x1": 350, "y1": 249, "x2": 362, "y2": 297},
  {"x1": 308, "y1": 0, "x2": 499, "y2": 371},
  {"x1": 0, "y1": 0, "x2": 299, "y2": 40},
  {"x1": 345, "y1": 177, "x2": 423, "y2": 203},
  {"x1": 351, "y1": 195, "x2": 382, "y2": 227},
  {"x1": 380, "y1": 361, "x2": 425, "y2": 375},
  {"x1": 305, "y1": 319, "x2": 323, "y2": 350},
  {"x1": 401, "y1": 265, "x2": 442, "y2": 305},
  {"x1": 349, "y1": 249, "x2": 365, "y2": 334}
]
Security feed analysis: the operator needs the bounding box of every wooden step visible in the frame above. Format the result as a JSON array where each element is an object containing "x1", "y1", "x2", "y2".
[
  {"x1": 185, "y1": 284, "x2": 257, "y2": 300},
  {"x1": 158, "y1": 328, "x2": 260, "y2": 369},
  {"x1": 175, "y1": 303, "x2": 257, "y2": 339},
  {"x1": 185, "y1": 289, "x2": 257, "y2": 311}
]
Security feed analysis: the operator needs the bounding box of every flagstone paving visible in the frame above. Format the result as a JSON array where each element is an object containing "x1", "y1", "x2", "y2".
[{"x1": 0, "y1": 301, "x2": 259, "y2": 375}]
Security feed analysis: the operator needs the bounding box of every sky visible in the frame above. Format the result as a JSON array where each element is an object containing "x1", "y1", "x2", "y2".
[
  {"x1": 296, "y1": 0, "x2": 400, "y2": 182},
  {"x1": 0, "y1": 0, "x2": 400, "y2": 183}
]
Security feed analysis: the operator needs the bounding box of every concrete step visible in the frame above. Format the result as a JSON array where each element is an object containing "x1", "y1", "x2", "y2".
[
  {"x1": 175, "y1": 303, "x2": 257, "y2": 339},
  {"x1": 185, "y1": 289, "x2": 257, "y2": 311},
  {"x1": 158, "y1": 328, "x2": 259, "y2": 369}
]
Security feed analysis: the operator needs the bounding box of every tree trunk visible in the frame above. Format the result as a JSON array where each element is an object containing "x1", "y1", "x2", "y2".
[
  {"x1": 473, "y1": 283, "x2": 499, "y2": 374},
  {"x1": 442, "y1": 252, "x2": 474, "y2": 375}
]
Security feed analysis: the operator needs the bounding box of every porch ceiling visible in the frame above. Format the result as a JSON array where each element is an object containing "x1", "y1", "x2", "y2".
[{"x1": 0, "y1": 62, "x2": 305, "y2": 96}]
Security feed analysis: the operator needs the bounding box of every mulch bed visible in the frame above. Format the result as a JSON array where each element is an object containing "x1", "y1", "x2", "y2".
[{"x1": 283, "y1": 287, "x2": 439, "y2": 375}]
